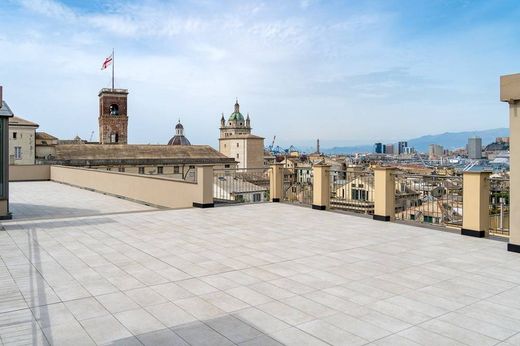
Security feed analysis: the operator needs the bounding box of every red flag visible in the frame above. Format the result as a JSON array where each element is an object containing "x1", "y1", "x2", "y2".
[{"x1": 101, "y1": 54, "x2": 113, "y2": 70}]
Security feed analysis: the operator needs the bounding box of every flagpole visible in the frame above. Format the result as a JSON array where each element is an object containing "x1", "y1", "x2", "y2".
[{"x1": 111, "y1": 48, "x2": 115, "y2": 90}]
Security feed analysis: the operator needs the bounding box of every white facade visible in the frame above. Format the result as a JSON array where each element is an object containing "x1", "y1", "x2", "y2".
[{"x1": 9, "y1": 116, "x2": 39, "y2": 165}]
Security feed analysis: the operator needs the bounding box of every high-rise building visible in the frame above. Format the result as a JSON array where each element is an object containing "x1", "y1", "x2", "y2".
[
  {"x1": 428, "y1": 144, "x2": 444, "y2": 159},
  {"x1": 467, "y1": 137, "x2": 482, "y2": 159},
  {"x1": 384, "y1": 144, "x2": 394, "y2": 155},
  {"x1": 397, "y1": 141, "x2": 408, "y2": 155},
  {"x1": 374, "y1": 142, "x2": 383, "y2": 154}
]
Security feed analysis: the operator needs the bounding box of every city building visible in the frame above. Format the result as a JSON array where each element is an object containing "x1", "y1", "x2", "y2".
[
  {"x1": 374, "y1": 142, "x2": 383, "y2": 154},
  {"x1": 98, "y1": 88, "x2": 128, "y2": 144},
  {"x1": 41, "y1": 144, "x2": 235, "y2": 179},
  {"x1": 467, "y1": 136, "x2": 482, "y2": 159},
  {"x1": 35, "y1": 132, "x2": 59, "y2": 160},
  {"x1": 428, "y1": 144, "x2": 444, "y2": 159},
  {"x1": 219, "y1": 100, "x2": 265, "y2": 169},
  {"x1": 167, "y1": 120, "x2": 191, "y2": 146},
  {"x1": 8, "y1": 116, "x2": 38, "y2": 165},
  {"x1": 37, "y1": 86, "x2": 237, "y2": 177},
  {"x1": 384, "y1": 143, "x2": 394, "y2": 155},
  {"x1": 397, "y1": 141, "x2": 408, "y2": 155}
]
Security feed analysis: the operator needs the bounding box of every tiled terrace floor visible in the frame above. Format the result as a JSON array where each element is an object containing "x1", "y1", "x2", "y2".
[
  {"x1": 9, "y1": 181, "x2": 155, "y2": 219},
  {"x1": 1, "y1": 198, "x2": 520, "y2": 345}
]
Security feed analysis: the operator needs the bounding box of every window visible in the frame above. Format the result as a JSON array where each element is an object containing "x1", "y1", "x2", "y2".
[
  {"x1": 12, "y1": 132, "x2": 17, "y2": 139},
  {"x1": 14, "y1": 147, "x2": 22, "y2": 160},
  {"x1": 236, "y1": 153, "x2": 239, "y2": 159},
  {"x1": 157, "y1": 166, "x2": 163, "y2": 174},
  {"x1": 110, "y1": 133, "x2": 118, "y2": 143},
  {"x1": 174, "y1": 166, "x2": 180, "y2": 174},
  {"x1": 106, "y1": 167, "x2": 111, "y2": 171},
  {"x1": 237, "y1": 143, "x2": 239, "y2": 147},
  {"x1": 138, "y1": 167, "x2": 145, "y2": 174},
  {"x1": 224, "y1": 164, "x2": 230, "y2": 168},
  {"x1": 351, "y1": 188, "x2": 367, "y2": 201},
  {"x1": 253, "y1": 193, "x2": 261, "y2": 202},
  {"x1": 109, "y1": 104, "x2": 119, "y2": 115},
  {"x1": 118, "y1": 167, "x2": 125, "y2": 172}
]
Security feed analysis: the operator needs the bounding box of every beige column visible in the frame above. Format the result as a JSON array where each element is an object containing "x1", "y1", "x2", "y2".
[
  {"x1": 462, "y1": 171, "x2": 491, "y2": 237},
  {"x1": 312, "y1": 164, "x2": 330, "y2": 210},
  {"x1": 373, "y1": 167, "x2": 396, "y2": 221},
  {"x1": 269, "y1": 163, "x2": 284, "y2": 202},
  {"x1": 501, "y1": 74, "x2": 520, "y2": 252},
  {"x1": 193, "y1": 165, "x2": 214, "y2": 208}
]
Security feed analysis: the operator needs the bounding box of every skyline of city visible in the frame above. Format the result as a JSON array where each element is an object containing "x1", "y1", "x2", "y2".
[{"x1": 1, "y1": 0, "x2": 518, "y2": 146}]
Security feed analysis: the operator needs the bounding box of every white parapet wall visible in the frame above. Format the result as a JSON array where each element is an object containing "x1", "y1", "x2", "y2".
[{"x1": 49, "y1": 165, "x2": 212, "y2": 209}]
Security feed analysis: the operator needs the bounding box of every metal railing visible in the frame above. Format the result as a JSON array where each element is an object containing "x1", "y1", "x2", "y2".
[
  {"x1": 489, "y1": 177, "x2": 510, "y2": 237},
  {"x1": 330, "y1": 169, "x2": 374, "y2": 214},
  {"x1": 282, "y1": 168, "x2": 313, "y2": 205},
  {"x1": 213, "y1": 168, "x2": 270, "y2": 204},
  {"x1": 395, "y1": 172, "x2": 463, "y2": 227}
]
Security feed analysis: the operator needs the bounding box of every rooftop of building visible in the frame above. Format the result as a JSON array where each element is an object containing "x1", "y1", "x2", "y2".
[
  {"x1": 8, "y1": 115, "x2": 38, "y2": 127},
  {"x1": 49, "y1": 144, "x2": 233, "y2": 162},
  {"x1": 36, "y1": 131, "x2": 59, "y2": 141},
  {"x1": 2, "y1": 181, "x2": 519, "y2": 345}
]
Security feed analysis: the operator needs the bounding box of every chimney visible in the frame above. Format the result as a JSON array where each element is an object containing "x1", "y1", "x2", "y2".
[{"x1": 317, "y1": 138, "x2": 320, "y2": 154}]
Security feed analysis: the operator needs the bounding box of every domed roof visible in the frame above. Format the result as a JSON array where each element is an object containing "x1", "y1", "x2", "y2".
[
  {"x1": 168, "y1": 119, "x2": 191, "y2": 146},
  {"x1": 168, "y1": 135, "x2": 191, "y2": 146},
  {"x1": 229, "y1": 111, "x2": 244, "y2": 122},
  {"x1": 228, "y1": 99, "x2": 245, "y2": 122}
]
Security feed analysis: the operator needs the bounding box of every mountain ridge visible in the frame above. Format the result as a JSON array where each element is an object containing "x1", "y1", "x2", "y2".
[{"x1": 320, "y1": 128, "x2": 509, "y2": 154}]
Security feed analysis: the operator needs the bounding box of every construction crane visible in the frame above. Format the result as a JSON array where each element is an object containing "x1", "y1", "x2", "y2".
[
  {"x1": 89, "y1": 131, "x2": 95, "y2": 142},
  {"x1": 268, "y1": 135, "x2": 276, "y2": 152}
]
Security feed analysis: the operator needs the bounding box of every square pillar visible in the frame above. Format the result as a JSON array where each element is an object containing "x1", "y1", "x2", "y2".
[
  {"x1": 312, "y1": 164, "x2": 330, "y2": 210},
  {"x1": 462, "y1": 171, "x2": 491, "y2": 238},
  {"x1": 269, "y1": 163, "x2": 284, "y2": 202},
  {"x1": 500, "y1": 74, "x2": 520, "y2": 252},
  {"x1": 193, "y1": 165, "x2": 214, "y2": 208},
  {"x1": 373, "y1": 167, "x2": 396, "y2": 221},
  {"x1": 0, "y1": 86, "x2": 13, "y2": 220}
]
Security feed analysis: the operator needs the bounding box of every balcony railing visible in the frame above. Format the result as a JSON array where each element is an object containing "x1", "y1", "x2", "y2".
[
  {"x1": 489, "y1": 177, "x2": 510, "y2": 237},
  {"x1": 282, "y1": 168, "x2": 313, "y2": 205},
  {"x1": 213, "y1": 168, "x2": 270, "y2": 204},
  {"x1": 330, "y1": 169, "x2": 374, "y2": 214},
  {"x1": 395, "y1": 172, "x2": 463, "y2": 228}
]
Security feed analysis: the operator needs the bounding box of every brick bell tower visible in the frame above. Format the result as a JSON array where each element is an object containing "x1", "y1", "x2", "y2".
[{"x1": 98, "y1": 88, "x2": 128, "y2": 144}]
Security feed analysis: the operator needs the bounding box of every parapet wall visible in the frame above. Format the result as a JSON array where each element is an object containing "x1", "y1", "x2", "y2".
[
  {"x1": 49, "y1": 165, "x2": 210, "y2": 209},
  {"x1": 10, "y1": 165, "x2": 51, "y2": 181}
]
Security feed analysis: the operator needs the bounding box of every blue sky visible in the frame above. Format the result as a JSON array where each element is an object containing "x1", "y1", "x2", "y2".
[{"x1": 0, "y1": 0, "x2": 518, "y2": 148}]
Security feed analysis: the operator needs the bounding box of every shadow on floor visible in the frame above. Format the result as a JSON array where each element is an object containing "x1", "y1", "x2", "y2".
[
  {"x1": 10, "y1": 203, "x2": 103, "y2": 220},
  {"x1": 107, "y1": 315, "x2": 285, "y2": 346}
]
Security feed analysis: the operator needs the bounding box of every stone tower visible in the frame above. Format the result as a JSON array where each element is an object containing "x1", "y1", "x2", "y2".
[
  {"x1": 219, "y1": 99, "x2": 264, "y2": 169},
  {"x1": 98, "y1": 88, "x2": 128, "y2": 144}
]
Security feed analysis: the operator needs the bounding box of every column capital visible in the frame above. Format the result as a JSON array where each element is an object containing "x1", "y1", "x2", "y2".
[{"x1": 500, "y1": 73, "x2": 520, "y2": 103}]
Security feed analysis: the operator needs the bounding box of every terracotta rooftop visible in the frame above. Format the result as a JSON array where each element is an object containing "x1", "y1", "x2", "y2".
[
  {"x1": 35, "y1": 131, "x2": 58, "y2": 141},
  {"x1": 43, "y1": 144, "x2": 236, "y2": 166}
]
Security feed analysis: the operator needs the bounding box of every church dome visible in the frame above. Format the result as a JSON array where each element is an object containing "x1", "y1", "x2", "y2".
[
  {"x1": 168, "y1": 135, "x2": 191, "y2": 146},
  {"x1": 229, "y1": 111, "x2": 245, "y2": 122},
  {"x1": 228, "y1": 99, "x2": 245, "y2": 122},
  {"x1": 168, "y1": 119, "x2": 191, "y2": 146}
]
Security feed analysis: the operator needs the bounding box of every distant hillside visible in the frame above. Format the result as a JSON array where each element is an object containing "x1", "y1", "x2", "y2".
[{"x1": 322, "y1": 128, "x2": 509, "y2": 154}]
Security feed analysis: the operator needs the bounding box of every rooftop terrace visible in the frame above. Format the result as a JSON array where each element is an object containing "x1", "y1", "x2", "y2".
[{"x1": 1, "y1": 182, "x2": 520, "y2": 345}]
